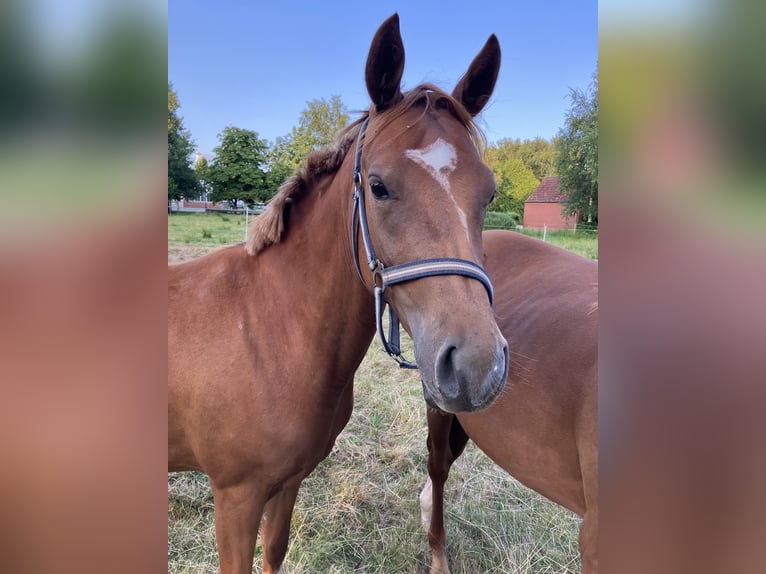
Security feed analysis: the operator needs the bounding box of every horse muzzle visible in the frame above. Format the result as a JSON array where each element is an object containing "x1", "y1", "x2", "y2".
[{"x1": 419, "y1": 334, "x2": 508, "y2": 413}]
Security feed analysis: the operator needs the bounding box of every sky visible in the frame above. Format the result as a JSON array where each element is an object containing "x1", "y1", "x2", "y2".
[{"x1": 169, "y1": 1, "x2": 597, "y2": 158}]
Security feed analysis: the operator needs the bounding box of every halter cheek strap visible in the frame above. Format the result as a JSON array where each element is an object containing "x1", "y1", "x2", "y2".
[{"x1": 351, "y1": 117, "x2": 494, "y2": 369}]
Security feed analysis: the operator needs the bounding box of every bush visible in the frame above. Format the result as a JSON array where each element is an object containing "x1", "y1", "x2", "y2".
[
  {"x1": 484, "y1": 211, "x2": 521, "y2": 230},
  {"x1": 576, "y1": 220, "x2": 599, "y2": 233}
]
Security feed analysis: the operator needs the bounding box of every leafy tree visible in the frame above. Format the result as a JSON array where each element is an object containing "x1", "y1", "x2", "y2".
[
  {"x1": 489, "y1": 137, "x2": 556, "y2": 181},
  {"x1": 554, "y1": 74, "x2": 598, "y2": 223},
  {"x1": 484, "y1": 137, "x2": 557, "y2": 215},
  {"x1": 168, "y1": 85, "x2": 181, "y2": 132},
  {"x1": 207, "y1": 126, "x2": 271, "y2": 207},
  {"x1": 264, "y1": 160, "x2": 294, "y2": 197},
  {"x1": 488, "y1": 156, "x2": 540, "y2": 214},
  {"x1": 194, "y1": 154, "x2": 211, "y2": 199},
  {"x1": 269, "y1": 135, "x2": 299, "y2": 172},
  {"x1": 518, "y1": 137, "x2": 557, "y2": 181},
  {"x1": 168, "y1": 83, "x2": 199, "y2": 202},
  {"x1": 271, "y1": 96, "x2": 349, "y2": 169}
]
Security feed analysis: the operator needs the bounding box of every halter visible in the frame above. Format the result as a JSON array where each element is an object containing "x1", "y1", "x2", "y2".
[{"x1": 351, "y1": 117, "x2": 494, "y2": 369}]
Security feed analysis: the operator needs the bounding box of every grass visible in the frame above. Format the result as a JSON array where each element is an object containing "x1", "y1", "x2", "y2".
[
  {"x1": 516, "y1": 228, "x2": 598, "y2": 260},
  {"x1": 168, "y1": 214, "x2": 593, "y2": 572},
  {"x1": 167, "y1": 212, "x2": 248, "y2": 245}
]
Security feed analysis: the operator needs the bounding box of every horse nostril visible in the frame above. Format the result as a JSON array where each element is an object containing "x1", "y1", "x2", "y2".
[
  {"x1": 435, "y1": 341, "x2": 460, "y2": 400},
  {"x1": 502, "y1": 340, "x2": 509, "y2": 376},
  {"x1": 496, "y1": 340, "x2": 510, "y2": 393}
]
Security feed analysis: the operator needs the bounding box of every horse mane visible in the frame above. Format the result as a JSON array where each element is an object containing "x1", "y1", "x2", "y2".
[
  {"x1": 245, "y1": 84, "x2": 484, "y2": 256},
  {"x1": 244, "y1": 118, "x2": 364, "y2": 255}
]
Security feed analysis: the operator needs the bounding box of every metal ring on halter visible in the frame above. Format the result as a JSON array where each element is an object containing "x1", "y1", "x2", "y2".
[{"x1": 371, "y1": 264, "x2": 385, "y2": 291}]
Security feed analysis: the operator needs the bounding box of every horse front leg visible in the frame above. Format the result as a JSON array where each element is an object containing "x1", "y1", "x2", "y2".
[
  {"x1": 260, "y1": 482, "x2": 301, "y2": 574},
  {"x1": 422, "y1": 408, "x2": 469, "y2": 574},
  {"x1": 210, "y1": 479, "x2": 266, "y2": 574}
]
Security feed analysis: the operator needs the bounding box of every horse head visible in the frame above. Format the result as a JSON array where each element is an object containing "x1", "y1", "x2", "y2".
[{"x1": 356, "y1": 14, "x2": 508, "y2": 413}]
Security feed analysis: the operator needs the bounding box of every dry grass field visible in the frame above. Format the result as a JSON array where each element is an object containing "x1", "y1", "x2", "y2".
[{"x1": 168, "y1": 222, "x2": 588, "y2": 573}]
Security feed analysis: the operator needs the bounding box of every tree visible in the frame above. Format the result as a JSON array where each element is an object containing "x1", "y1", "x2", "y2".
[
  {"x1": 271, "y1": 96, "x2": 349, "y2": 169},
  {"x1": 194, "y1": 154, "x2": 211, "y2": 200},
  {"x1": 489, "y1": 137, "x2": 556, "y2": 181},
  {"x1": 488, "y1": 156, "x2": 539, "y2": 215},
  {"x1": 264, "y1": 159, "x2": 293, "y2": 198},
  {"x1": 207, "y1": 126, "x2": 271, "y2": 207},
  {"x1": 168, "y1": 83, "x2": 199, "y2": 202},
  {"x1": 517, "y1": 137, "x2": 557, "y2": 181},
  {"x1": 485, "y1": 141, "x2": 542, "y2": 214},
  {"x1": 554, "y1": 74, "x2": 598, "y2": 223}
]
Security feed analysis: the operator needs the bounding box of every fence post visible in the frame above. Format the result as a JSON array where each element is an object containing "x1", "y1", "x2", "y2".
[{"x1": 543, "y1": 223, "x2": 547, "y2": 241}]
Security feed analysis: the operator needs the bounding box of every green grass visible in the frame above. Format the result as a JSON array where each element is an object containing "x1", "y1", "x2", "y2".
[
  {"x1": 517, "y1": 228, "x2": 598, "y2": 260},
  {"x1": 167, "y1": 212, "x2": 248, "y2": 245}
]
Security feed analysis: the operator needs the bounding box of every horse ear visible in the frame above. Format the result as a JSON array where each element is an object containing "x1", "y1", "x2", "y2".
[
  {"x1": 365, "y1": 13, "x2": 405, "y2": 112},
  {"x1": 452, "y1": 34, "x2": 501, "y2": 116}
]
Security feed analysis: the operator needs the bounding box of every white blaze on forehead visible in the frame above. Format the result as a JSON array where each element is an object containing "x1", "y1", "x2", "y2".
[
  {"x1": 405, "y1": 138, "x2": 457, "y2": 191},
  {"x1": 405, "y1": 138, "x2": 469, "y2": 239}
]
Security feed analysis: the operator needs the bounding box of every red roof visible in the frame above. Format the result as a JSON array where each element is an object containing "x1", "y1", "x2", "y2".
[{"x1": 525, "y1": 177, "x2": 570, "y2": 203}]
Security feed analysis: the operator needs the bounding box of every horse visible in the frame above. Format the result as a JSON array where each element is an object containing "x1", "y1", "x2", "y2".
[
  {"x1": 169, "y1": 14, "x2": 509, "y2": 574},
  {"x1": 419, "y1": 229, "x2": 598, "y2": 573}
]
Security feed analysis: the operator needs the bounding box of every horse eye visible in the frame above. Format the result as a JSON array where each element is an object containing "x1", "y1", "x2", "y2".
[
  {"x1": 488, "y1": 191, "x2": 497, "y2": 205},
  {"x1": 370, "y1": 182, "x2": 389, "y2": 200}
]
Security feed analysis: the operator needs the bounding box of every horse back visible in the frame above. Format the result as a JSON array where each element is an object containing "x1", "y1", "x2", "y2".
[{"x1": 457, "y1": 230, "x2": 597, "y2": 514}]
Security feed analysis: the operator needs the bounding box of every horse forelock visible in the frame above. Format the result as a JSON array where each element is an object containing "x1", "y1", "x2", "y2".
[
  {"x1": 245, "y1": 85, "x2": 485, "y2": 257},
  {"x1": 366, "y1": 84, "x2": 486, "y2": 156}
]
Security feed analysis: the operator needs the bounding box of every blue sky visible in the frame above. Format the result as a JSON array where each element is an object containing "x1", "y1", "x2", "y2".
[{"x1": 169, "y1": 1, "x2": 596, "y2": 158}]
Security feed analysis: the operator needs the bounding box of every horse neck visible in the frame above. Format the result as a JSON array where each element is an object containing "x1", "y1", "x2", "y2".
[{"x1": 259, "y1": 155, "x2": 375, "y2": 363}]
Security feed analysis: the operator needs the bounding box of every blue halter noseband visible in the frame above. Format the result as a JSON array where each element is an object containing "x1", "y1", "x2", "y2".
[{"x1": 351, "y1": 117, "x2": 494, "y2": 369}]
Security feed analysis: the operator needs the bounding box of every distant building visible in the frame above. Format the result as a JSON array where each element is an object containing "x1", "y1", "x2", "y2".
[
  {"x1": 168, "y1": 198, "x2": 266, "y2": 214},
  {"x1": 523, "y1": 177, "x2": 581, "y2": 230}
]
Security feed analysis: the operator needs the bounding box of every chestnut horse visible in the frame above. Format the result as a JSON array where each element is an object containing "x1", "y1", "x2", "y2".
[
  {"x1": 420, "y1": 230, "x2": 598, "y2": 573},
  {"x1": 169, "y1": 14, "x2": 508, "y2": 574}
]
